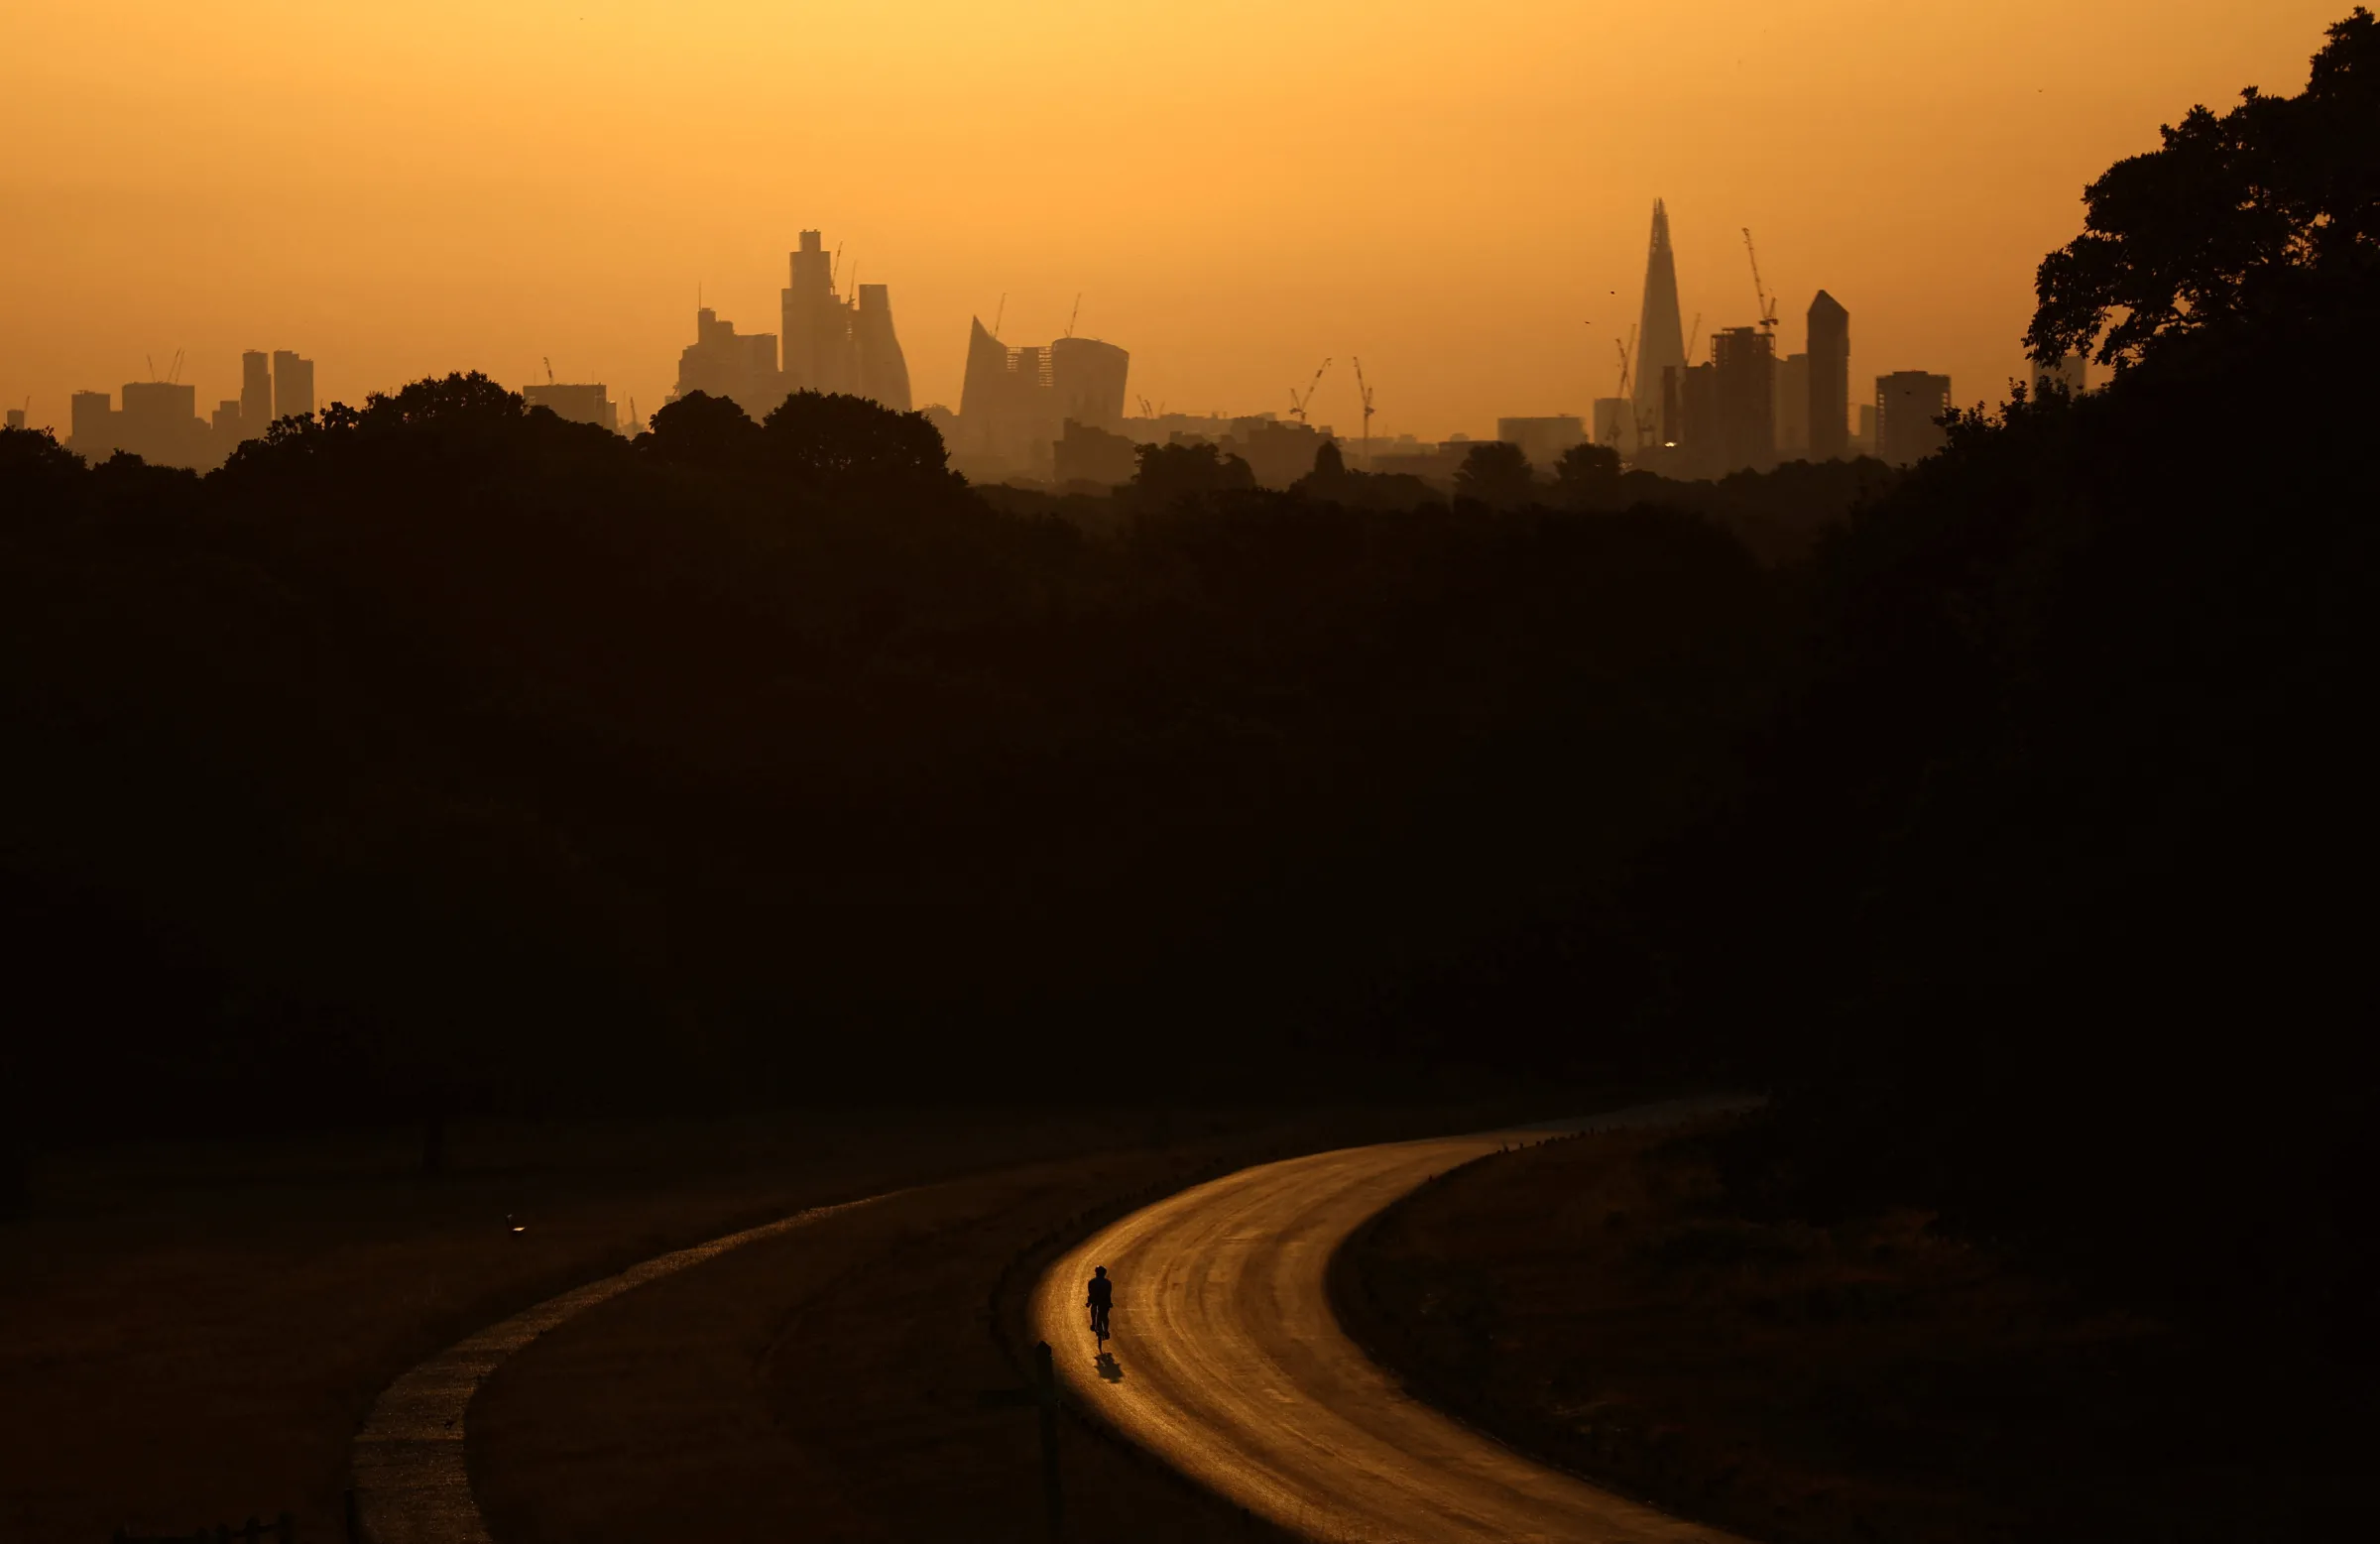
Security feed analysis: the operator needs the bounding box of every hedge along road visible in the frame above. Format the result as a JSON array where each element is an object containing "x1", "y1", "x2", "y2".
[{"x1": 1028, "y1": 1099, "x2": 1757, "y2": 1544}]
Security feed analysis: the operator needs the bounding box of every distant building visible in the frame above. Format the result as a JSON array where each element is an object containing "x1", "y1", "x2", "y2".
[
  {"x1": 1712, "y1": 326, "x2": 1775, "y2": 474},
  {"x1": 272, "y1": 351, "x2": 313, "y2": 419},
  {"x1": 1875, "y1": 371, "x2": 1952, "y2": 466},
  {"x1": 780, "y1": 230, "x2": 852, "y2": 395},
  {"x1": 2031, "y1": 352, "x2": 2089, "y2": 397},
  {"x1": 4, "y1": 408, "x2": 24, "y2": 431},
  {"x1": 241, "y1": 350, "x2": 273, "y2": 433},
  {"x1": 1495, "y1": 416, "x2": 1587, "y2": 473},
  {"x1": 1592, "y1": 398, "x2": 1633, "y2": 451},
  {"x1": 1851, "y1": 403, "x2": 1877, "y2": 459},
  {"x1": 955, "y1": 318, "x2": 1130, "y2": 478},
  {"x1": 1633, "y1": 200, "x2": 1688, "y2": 449},
  {"x1": 71, "y1": 381, "x2": 210, "y2": 467},
  {"x1": 1774, "y1": 353, "x2": 1810, "y2": 457},
  {"x1": 853, "y1": 285, "x2": 912, "y2": 412},
  {"x1": 1052, "y1": 419, "x2": 1141, "y2": 489},
  {"x1": 1807, "y1": 292, "x2": 1850, "y2": 461},
  {"x1": 525, "y1": 382, "x2": 619, "y2": 431},
  {"x1": 1230, "y1": 416, "x2": 1332, "y2": 488},
  {"x1": 674, "y1": 307, "x2": 785, "y2": 418},
  {"x1": 776, "y1": 231, "x2": 912, "y2": 412},
  {"x1": 69, "y1": 391, "x2": 114, "y2": 458}
]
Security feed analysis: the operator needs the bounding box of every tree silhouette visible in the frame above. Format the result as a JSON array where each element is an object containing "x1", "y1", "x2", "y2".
[
  {"x1": 761, "y1": 390, "x2": 959, "y2": 493},
  {"x1": 1453, "y1": 441, "x2": 1533, "y2": 508},
  {"x1": 1553, "y1": 442, "x2": 1622, "y2": 509},
  {"x1": 643, "y1": 390, "x2": 760, "y2": 466},
  {"x1": 1131, "y1": 439, "x2": 1255, "y2": 506},
  {"x1": 2029, "y1": 7, "x2": 2380, "y2": 368}
]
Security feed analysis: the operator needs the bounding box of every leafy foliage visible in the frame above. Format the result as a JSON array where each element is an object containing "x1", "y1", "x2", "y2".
[{"x1": 2029, "y1": 7, "x2": 2380, "y2": 366}]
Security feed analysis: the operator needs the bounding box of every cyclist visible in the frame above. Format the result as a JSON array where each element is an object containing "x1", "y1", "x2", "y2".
[{"x1": 1086, "y1": 1265, "x2": 1114, "y2": 1343}]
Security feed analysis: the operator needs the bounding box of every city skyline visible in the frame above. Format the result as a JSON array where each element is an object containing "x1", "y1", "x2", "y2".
[{"x1": 0, "y1": 2, "x2": 2341, "y2": 442}]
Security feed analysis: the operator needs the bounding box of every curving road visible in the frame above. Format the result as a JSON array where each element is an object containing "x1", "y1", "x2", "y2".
[{"x1": 1029, "y1": 1100, "x2": 1753, "y2": 1544}]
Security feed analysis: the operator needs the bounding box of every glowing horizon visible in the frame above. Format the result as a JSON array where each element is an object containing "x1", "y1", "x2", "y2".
[{"x1": 0, "y1": 1, "x2": 2342, "y2": 443}]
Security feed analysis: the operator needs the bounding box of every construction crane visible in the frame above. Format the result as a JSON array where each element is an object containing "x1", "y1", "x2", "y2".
[
  {"x1": 1352, "y1": 356, "x2": 1376, "y2": 466},
  {"x1": 1288, "y1": 358, "x2": 1332, "y2": 423},
  {"x1": 1136, "y1": 395, "x2": 1157, "y2": 418},
  {"x1": 1614, "y1": 323, "x2": 1636, "y2": 400},
  {"x1": 1742, "y1": 228, "x2": 1779, "y2": 334},
  {"x1": 543, "y1": 356, "x2": 556, "y2": 385},
  {"x1": 1065, "y1": 294, "x2": 1082, "y2": 338},
  {"x1": 1685, "y1": 311, "x2": 1703, "y2": 362}
]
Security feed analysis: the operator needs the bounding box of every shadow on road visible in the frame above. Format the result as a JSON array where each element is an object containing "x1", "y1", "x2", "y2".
[{"x1": 1095, "y1": 1352, "x2": 1124, "y2": 1383}]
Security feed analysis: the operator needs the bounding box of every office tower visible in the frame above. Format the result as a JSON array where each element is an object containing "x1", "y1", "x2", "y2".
[
  {"x1": 1875, "y1": 371, "x2": 1953, "y2": 466},
  {"x1": 1712, "y1": 326, "x2": 1775, "y2": 473},
  {"x1": 1048, "y1": 336, "x2": 1130, "y2": 431},
  {"x1": 1775, "y1": 353, "x2": 1811, "y2": 456},
  {"x1": 1496, "y1": 416, "x2": 1587, "y2": 470},
  {"x1": 272, "y1": 351, "x2": 314, "y2": 418},
  {"x1": 780, "y1": 231, "x2": 856, "y2": 395},
  {"x1": 852, "y1": 284, "x2": 912, "y2": 412},
  {"x1": 69, "y1": 391, "x2": 115, "y2": 457},
  {"x1": 1592, "y1": 398, "x2": 1632, "y2": 450},
  {"x1": 1852, "y1": 404, "x2": 1877, "y2": 457},
  {"x1": 1807, "y1": 291, "x2": 1850, "y2": 460},
  {"x1": 2031, "y1": 352, "x2": 2088, "y2": 397},
  {"x1": 524, "y1": 382, "x2": 619, "y2": 431},
  {"x1": 958, "y1": 318, "x2": 1130, "y2": 476},
  {"x1": 241, "y1": 350, "x2": 273, "y2": 431},
  {"x1": 674, "y1": 307, "x2": 786, "y2": 418},
  {"x1": 118, "y1": 380, "x2": 205, "y2": 467},
  {"x1": 1632, "y1": 200, "x2": 1688, "y2": 443}
]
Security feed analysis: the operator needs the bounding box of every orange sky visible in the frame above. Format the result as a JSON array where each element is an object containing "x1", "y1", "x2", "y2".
[{"x1": 0, "y1": 2, "x2": 2343, "y2": 442}]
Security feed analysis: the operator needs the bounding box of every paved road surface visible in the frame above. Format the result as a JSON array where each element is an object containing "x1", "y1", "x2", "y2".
[{"x1": 1029, "y1": 1099, "x2": 1753, "y2": 1544}]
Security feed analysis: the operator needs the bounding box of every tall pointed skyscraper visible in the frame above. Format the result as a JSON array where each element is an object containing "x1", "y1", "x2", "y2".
[{"x1": 1632, "y1": 200, "x2": 1688, "y2": 436}]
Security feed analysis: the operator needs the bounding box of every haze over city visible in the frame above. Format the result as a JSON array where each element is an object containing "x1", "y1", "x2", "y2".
[{"x1": 0, "y1": 0, "x2": 2345, "y2": 435}]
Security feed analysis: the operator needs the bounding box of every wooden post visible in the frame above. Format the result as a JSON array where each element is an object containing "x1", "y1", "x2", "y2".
[{"x1": 1034, "y1": 1339, "x2": 1061, "y2": 1544}]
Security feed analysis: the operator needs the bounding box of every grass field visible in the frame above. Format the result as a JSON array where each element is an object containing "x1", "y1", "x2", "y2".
[{"x1": 1331, "y1": 1115, "x2": 2358, "y2": 1544}]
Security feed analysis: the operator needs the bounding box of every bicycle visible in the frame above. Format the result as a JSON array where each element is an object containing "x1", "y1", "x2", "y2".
[{"x1": 1088, "y1": 1301, "x2": 1111, "y2": 1348}]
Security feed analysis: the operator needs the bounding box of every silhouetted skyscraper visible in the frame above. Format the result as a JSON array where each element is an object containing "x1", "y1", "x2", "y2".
[
  {"x1": 1633, "y1": 200, "x2": 1687, "y2": 440},
  {"x1": 853, "y1": 284, "x2": 912, "y2": 413},
  {"x1": 241, "y1": 350, "x2": 273, "y2": 433},
  {"x1": 1712, "y1": 326, "x2": 1775, "y2": 473},
  {"x1": 1875, "y1": 371, "x2": 1952, "y2": 466},
  {"x1": 69, "y1": 391, "x2": 114, "y2": 458},
  {"x1": 4, "y1": 408, "x2": 24, "y2": 431},
  {"x1": 781, "y1": 231, "x2": 855, "y2": 395},
  {"x1": 272, "y1": 351, "x2": 313, "y2": 419},
  {"x1": 1807, "y1": 291, "x2": 1850, "y2": 460}
]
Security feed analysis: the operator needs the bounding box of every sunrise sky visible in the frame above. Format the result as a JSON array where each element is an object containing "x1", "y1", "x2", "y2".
[{"x1": 0, "y1": 2, "x2": 2345, "y2": 440}]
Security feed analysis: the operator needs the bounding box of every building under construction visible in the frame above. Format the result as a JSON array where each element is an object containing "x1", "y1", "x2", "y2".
[{"x1": 954, "y1": 319, "x2": 1129, "y2": 479}]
